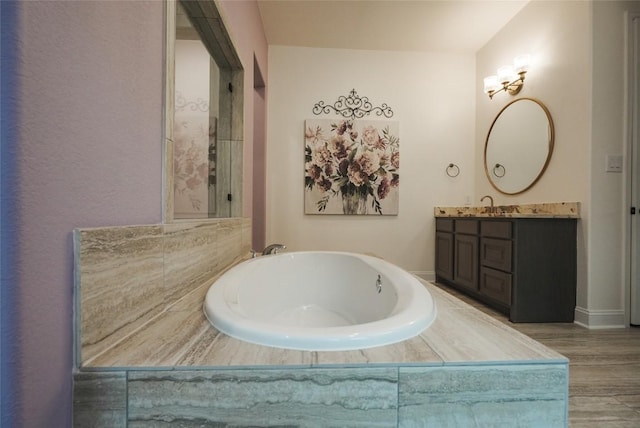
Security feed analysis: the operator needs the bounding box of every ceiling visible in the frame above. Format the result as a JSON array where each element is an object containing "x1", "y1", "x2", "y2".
[{"x1": 257, "y1": 0, "x2": 529, "y2": 53}]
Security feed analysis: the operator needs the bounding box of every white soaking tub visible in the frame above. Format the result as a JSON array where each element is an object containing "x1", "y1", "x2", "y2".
[{"x1": 203, "y1": 251, "x2": 436, "y2": 351}]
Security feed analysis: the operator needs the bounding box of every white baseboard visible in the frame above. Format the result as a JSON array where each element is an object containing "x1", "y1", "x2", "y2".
[
  {"x1": 411, "y1": 271, "x2": 435, "y2": 282},
  {"x1": 574, "y1": 306, "x2": 626, "y2": 329}
]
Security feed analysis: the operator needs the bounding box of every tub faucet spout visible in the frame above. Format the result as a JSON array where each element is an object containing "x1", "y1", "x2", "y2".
[{"x1": 262, "y1": 244, "x2": 286, "y2": 255}]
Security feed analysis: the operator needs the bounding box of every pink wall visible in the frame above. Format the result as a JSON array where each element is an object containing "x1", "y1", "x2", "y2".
[
  {"x1": 218, "y1": 0, "x2": 269, "y2": 224},
  {"x1": 2, "y1": 1, "x2": 266, "y2": 425}
]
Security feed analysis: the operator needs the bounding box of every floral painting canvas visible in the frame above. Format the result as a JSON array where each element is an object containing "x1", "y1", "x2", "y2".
[{"x1": 304, "y1": 119, "x2": 399, "y2": 215}]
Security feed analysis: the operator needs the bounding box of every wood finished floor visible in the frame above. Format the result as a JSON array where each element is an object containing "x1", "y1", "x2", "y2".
[{"x1": 433, "y1": 282, "x2": 640, "y2": 428}]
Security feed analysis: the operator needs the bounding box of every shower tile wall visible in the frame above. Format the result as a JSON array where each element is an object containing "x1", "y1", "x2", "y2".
[{"x1": 74, "y1": 218, "x2": 251, "y2": 366}]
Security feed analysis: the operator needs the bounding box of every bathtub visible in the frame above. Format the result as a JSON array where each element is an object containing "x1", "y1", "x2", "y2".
[{"x1": 203, "y1": 251, "x2": 436, "y2": 351}]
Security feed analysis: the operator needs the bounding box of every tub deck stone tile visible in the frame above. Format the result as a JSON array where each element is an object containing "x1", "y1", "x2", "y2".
[
  {"x1": 313, "y1": 335, "x2": 442, "y2": 367},
  {"x1": 398, "y1": 364, "x2": 569, "y2": 427},
  {"x1": 420, "y1": 300, "x2": 566, "y2": 363},
  {"x1": 180, "y1": 330, "x2": 314, "y2": 368},
  {"x1": 73, "y1": 372, "x2": 127, "y2": 427},
  {"x1": 76, "y1": 273, "x2": 569, "y2": 427},
  {"x1": 81, "y1": 280, "x2": 567, "y2": 369},
  {"x1": 86, "y1": 308, "x2": 212, "y2": 367},
  {"x1": 127, "y1": 368, "x2": 399, "y2": 427}
]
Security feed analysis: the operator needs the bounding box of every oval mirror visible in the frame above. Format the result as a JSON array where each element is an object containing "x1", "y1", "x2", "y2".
[{"x1": 484, "y1": 98, "x2": 554, "y2": 195}]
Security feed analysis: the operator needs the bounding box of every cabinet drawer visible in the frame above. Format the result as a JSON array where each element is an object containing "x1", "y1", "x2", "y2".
[
  {"x1": 436, "y1": 218, "x2": 454, "y2": 232},
  {"x1": 480, "y1": 267, "x2": 512, "y2": 306},
  {"x1": 481, "y1": 221, "x2": 512, "y2": 239},
  {"x1": 481, "y1": 237, "x2": 512, "y2": 272},
  {"x1": 455, "y1": 219, "x2": 478, "y2": 235}
]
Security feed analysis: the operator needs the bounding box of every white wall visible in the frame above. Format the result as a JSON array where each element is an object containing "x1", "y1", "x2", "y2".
[
  {"x1": 477, "y1": 0, "x2": 640, "y2": 327},
  {"x1": 266, "y1": 46, "x2": 476, "y2": 273},
  {"x1": 590, "y1": 0, "x2": 640, "y2": 326}
]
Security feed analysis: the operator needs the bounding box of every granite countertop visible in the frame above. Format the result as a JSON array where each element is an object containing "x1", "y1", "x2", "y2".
[{"x1": 434, "y1": 202, "x2": 580, "y2": 219}]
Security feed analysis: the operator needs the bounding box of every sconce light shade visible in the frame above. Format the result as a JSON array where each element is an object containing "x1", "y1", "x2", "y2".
[
  {"x1": 514, "y1": 54, "x2": 531, "y2": 73},
  {"x1": 483, "y1": 54, "x2": 530, "y2": 99},
  {"x1": 483, "y1": 76, "x2": 500, "y2": 94},
  {"x1": 497, "y1": 65, "x2": 516, "y2": 84}
]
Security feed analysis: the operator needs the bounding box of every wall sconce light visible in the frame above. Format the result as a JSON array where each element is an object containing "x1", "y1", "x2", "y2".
[{"x1": 483, "y1": 54, "x2": 531, "y2": 99}]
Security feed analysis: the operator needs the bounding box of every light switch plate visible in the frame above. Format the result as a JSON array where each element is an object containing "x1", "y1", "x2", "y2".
[{"x1": 606, "y1": 155, "x2": 623, "y2": 173}]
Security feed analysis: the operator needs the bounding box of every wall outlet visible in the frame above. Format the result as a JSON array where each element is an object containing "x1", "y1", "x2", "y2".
[
  {"x1": 464, "y1": 195, "x2": 471, "y2": 205},
  {"x1": 605, "y1": 155, "x2": 623, "y2": 173}
]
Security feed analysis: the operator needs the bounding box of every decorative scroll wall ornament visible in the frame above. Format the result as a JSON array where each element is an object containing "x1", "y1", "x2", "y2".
[
  {"x1": 312, "y1": 89, "x2": 394, "y2": 120},
  {"x1": 175, "y1": 91, "x2": 209, "y2": 113},
  {"x1": 304, "y1": 119, "x2": 399, "y2": 216}
]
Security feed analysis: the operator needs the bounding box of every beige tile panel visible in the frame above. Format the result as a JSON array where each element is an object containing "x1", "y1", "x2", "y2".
[
  {"x1": 76, "y1": 218, "x2": 250, "y2": 367},
  {"x1": 75, "y1": 225, "x2": 165, "y2": 364},
  {"x1": 217, "y1": 217, "x2": 243, "y2": 269},
  {"x1": 162, "y1": 221, "x2": 219, "y2": 305},
  {"x1": 241, "y1": 217, "x2": 252, "y2": 253},
  {"x1": 86, "y1": 308, "x2": 211, "y2": 367}
]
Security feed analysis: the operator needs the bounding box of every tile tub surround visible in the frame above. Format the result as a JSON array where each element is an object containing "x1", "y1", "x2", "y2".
[
  {"x1": 74, "y1": 279, "x2": 569, "y2": 426},
  {"x1": 73, "y1": 218, "x2": 251, "y2": 366},
  {"x1": 434, "y1": 201, "x2": 580, "y2": 218}
]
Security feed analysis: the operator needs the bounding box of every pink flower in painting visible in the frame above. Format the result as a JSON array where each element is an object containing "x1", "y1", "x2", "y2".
[
  {"x1": 328, "y1": 135, "x2": 349, "y2": 159},
  {"x1": 362, "y1": 125, "x2": 386, "y2": 150},
  {"x1": 318, "y1": 177, "x2": 332, "y2": 192},
  {"x1": 391, "y1": 151, "x2": 399, "y2": 169},
  {"x1": 391, "y1": 174, "x2": 399, "y2": 187},
  {"x1": 347, "y1": 162, "x2": 368, "y2": 187},
  {"x1": 324, "y1": 162, "x2": 335, "y2": 176},
  {"x1": 338, "y1": 158, "x2": 350, "y2": 175},
  {"x1": 335, "y1": 121, "x2": 348, "y2": 135},
  {"x1": 377, "y1": 176, "x2": 391, "y2": 200},
  {"x1": 355, "y1": 150, "x2": 380, "y2": 176},
  {"x1": 305, "y1": 125, "x2": 322, "y2": 141},
  {"x1": 306, "y1": 162, "x2": 323, "y2": 182},
  {"x1": 312, "y1": 145, "x2": 332, "y2": 167},
  {"x1": 362, "y1": 125, "x2": 379, "y2": 146}
]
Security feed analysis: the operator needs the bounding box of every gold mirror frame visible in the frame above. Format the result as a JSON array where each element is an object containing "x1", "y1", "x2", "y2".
[{"x1": 483, "y1": 97, "x2": 554, "y2": 195}]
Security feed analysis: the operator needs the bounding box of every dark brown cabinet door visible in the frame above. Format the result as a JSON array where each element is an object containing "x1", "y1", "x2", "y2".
[
  {"x1": 454, "y1": 234, "x2": 478, "y2": 291},
  {"x1": 435, "y1": 232, "x2": 454, "y2": 280}
]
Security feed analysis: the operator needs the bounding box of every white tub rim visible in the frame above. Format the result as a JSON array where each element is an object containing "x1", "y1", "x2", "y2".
[{"x1": 203, "y1": 251, "x2": 437, "y2": 351}]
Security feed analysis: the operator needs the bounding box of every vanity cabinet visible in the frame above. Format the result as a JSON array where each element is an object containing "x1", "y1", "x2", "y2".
[{"x1": 435, "y1": 217, "x2": 577, "y2": 323}]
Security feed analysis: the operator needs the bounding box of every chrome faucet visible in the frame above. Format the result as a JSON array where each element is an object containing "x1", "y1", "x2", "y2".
[
  {"x1": 262, "y1": 243, "x2": 286, "y2": 255},
  {"x1": 375, "y1": 274, "x2": 382, "y2": 294},
  {"x1": 480, "y1": 195, "x2": 495, "y2": 213}
]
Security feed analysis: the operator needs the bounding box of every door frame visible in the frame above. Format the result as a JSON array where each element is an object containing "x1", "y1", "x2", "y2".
[{"x1": 624, "y1": 12, "x2": 640, "y2": 326}]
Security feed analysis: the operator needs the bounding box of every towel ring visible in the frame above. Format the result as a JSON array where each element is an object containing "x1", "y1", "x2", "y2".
[
  {"x1": 446, "y1": 163, "x2": 460, "y2": 178},
  {"x1": 493, "y1": 163, "x2": 506, "y2": 178}
]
